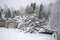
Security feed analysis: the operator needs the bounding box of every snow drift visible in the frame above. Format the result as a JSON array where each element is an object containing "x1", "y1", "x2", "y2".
[{"x1": 0, "y1": 27, "x2": 57, "y2": 40}]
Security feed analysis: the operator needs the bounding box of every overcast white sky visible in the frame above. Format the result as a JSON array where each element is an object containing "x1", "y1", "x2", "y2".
[{"x1": 0, "y1": 0, "x2": 56, "y2": 9}]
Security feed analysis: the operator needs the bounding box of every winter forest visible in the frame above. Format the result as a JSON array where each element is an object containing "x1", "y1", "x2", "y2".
[
  {"x1": 0, "y1": 0, "x2": 60, "y2": 40},
  {"x1": 0, "y1": 2, "x2": 53, "y2": 33}
]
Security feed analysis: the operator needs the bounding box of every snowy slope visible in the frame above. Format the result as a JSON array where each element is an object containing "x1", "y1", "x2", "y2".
[{"x1": 0, "y1": 27, "x2": 55, "y2": 40}]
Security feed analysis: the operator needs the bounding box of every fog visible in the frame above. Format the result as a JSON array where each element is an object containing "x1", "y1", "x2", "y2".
[
  {"x1": 0, "y1": 0, "x2": 60, "y2": 40},
  {"x1": 0, "y1": 0, "x2": 56, "y2": 9}
]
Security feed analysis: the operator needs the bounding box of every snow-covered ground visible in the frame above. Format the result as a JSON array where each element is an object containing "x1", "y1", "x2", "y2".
[{"x1": 0, "y1": 27, "x2": 56, "y2": 40}]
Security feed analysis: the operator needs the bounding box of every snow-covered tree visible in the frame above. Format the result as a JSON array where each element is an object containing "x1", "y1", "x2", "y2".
[
  {"x1": 38, "y1": 4, "x2": 50, "y2": 25},
  {"x1": 25, "y1": 5, "x2": 33, "y2": 15},
  {"x1": 0, "y1": 13, "x2": 1, "y2": 18},
  {"x1": 5, "y1": 8, "x2": 11, "y2": 20},
  {"x1": 25, "y1": 3, "x2": 37, "y2": 15}
]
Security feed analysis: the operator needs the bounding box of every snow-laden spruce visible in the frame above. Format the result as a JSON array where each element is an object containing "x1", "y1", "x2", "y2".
[{"x1": 14, "y1": 14, "x2": 56, "y2": 34}]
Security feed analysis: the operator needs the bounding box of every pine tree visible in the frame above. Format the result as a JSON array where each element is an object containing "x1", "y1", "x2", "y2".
[
  {"x1": 5, "y1": 8, "x2": 11, "y2": 20},
  {"x1": 16, "y1": 11, "x2": 20, "y2": 16},
  {"x1": 14, "y1": 10, "x2": 18, "y2": 16},
  {"x1": 38, "y1": 4, "x2": 43, "y2": 19},
  {"x1": 0, "y1": 9, "x2": 3, "y2": 19},
  {"x1": 31, "y1": 2, "x2": 36, "y2": 11},
  {"x1": 12, "y1": 11, "x2": 15, "y2": 18},
  {"x1": 0, "y1": 11, "x2": 1, "y2": 18},
  {"x1": 31, "y1": 2, "x2": 36, "y2": 13},
  {"x1": 25, "y1": 5, "x2": 29, "y2": 14},
  {"x1": 38, "y1": 4, "x2": 50, "y2": 26},
  {"x1": 25, "y1": 4, "x2": 33, "y2": 15}
]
